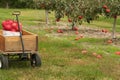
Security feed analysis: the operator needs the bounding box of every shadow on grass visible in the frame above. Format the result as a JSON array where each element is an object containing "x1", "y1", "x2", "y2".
[{"x1": 8, "y1": 60, "x2": 32, "y2": 69}]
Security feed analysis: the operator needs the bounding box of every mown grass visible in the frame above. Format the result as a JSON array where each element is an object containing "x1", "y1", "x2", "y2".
[{"x1": 0, "y1": 8, "x2": 120, "y2": 80}]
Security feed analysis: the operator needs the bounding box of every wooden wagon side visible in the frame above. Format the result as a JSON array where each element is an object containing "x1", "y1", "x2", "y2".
[{"x1": 0, "y1": 30, "x2": 38, "y2": 54}]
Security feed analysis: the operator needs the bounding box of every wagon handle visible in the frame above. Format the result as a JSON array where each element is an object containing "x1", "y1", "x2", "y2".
[
  {"x1": 12, "y1": 11, "x2": 21, "y2": 15},
  {"x1": 12, "y1": 11, "x2": 26, "y2": 59}
]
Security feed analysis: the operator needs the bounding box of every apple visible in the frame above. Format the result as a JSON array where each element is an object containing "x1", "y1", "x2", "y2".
[
  {"x1": 79, "y1": 34, "x2": 83, "y2": 38},
  {"x1": 102, "y1": 29, "x2": 105, "y2": 32},
  {"x1": 75, "y1": 31, "x2": 79, "y2": 35},
  {"x1": 102, "y1": 5, "x2": 108, "y2": 9},
  {"x1": 57, "y1": 29, "x2": 63, "y2": 33},
  {"x1": 73, "y1": 27, "x2": 78, "y2": 31},
  {"x1": 81, "y1": 50, "x2": 87, "y2": 54},
  {"x1": 92, "y1": 52, "x2": 97, "y2": 57},
  {"x1": 2, "y1": 21, "x2": 6, "y2": 28},
  {"x1": 102, "y1": 29, "x2": 108, "y2": 33},
  {"x1": 113, "y1": 15, "x2": 117, "y2": 19},
  {"x1": 11, "y1": 22, "x2": 22, "y2": 31},
  {"x1": 11, "y1": 28, "x2": 17, "y2": 32},
  {"x1": 68, "y1": 18, "x2": 72, "y2": 22},
  {"x1": 7, "y1": 20, "x2": 14, "y2": 24},
  {"x1": 78, "y1": 16, "x2": 83, "y2": 19},
  {"x1": 115, "y1": 51, "x2": 120, "y2": 55},
  {"x1": 107, "y1": 39, "x2": 113, "y2": 44},
  {"x1": 96, "y1": 54, "x2": 102, "y2": 59},
  {"x1": 56, "y1": 18, "x2": 60, "y2": 22},
  {"x1": 106, "y1": 9, "x2": 110, "y2": 13},
  {"x1": 104, "y1": 29, "x2": 108, "y2": 33},
  {"x1": 4, "y1": 24, "x2": 12, "y2": 31}
]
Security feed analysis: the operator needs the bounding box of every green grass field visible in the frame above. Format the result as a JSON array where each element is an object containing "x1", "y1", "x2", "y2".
[{"x1": 0, "y1": 8, "x2": 120, "y2": 80}]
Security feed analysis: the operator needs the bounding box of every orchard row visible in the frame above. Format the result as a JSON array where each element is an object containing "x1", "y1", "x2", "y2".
[{"x1": 38, "y1": 0, "x2": 120, "y2": 24}]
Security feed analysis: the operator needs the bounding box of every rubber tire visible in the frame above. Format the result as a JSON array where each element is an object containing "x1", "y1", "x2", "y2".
[
  {"x1": 31, "y1": 53, "x2": 41, "y2": 67},
  {"x1": 0, "y1": 55, "x2": 9, "y2": 69}
]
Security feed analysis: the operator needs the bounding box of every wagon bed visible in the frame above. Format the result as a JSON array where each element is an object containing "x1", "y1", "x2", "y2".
[{"x1": 0, "y1": 30, "x2": 38, "y2": 54}]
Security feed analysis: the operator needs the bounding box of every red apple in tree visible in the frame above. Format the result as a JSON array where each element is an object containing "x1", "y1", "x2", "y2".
[
  {"x1": 56, "y1": 18, "x2": 60, "y2": 22},
  {"x1": 78, "y1": 16, "x2": 83, "y2": 19},
  {"x1": 68, "y1": 18, "x2": 72, "y2": 22},
  {"x1": 103, "y1": 5, "x2": 108, "y2": 9},
  {"x1": 113, "y1": 15, "x2": 117, "y2": 19},
  {"x1": 106, "y1": 9, "x2": 110, "y2": 13}
]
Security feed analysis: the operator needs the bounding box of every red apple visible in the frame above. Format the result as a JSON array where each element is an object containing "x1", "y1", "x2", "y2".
[
  {"x1": 106, "y1": 9, "x2": 110, "y2": 13},
  {"x1": 75, "y1": 31, "x2": 79, "y2": 35},
  {"x1": 79, "y1": 34, "x2": 83, "y2": 38},
  {"x1": 11, "y1": 28, "x2": 17, "y2": 32},
  {"x1": 102, "y1": 29, "x2": 105, "y2": 32},
  {"x1": 113, "y1": 15, "x2": 117, "y2": 19},
  {"x1": 107, "y1": 39, "x2": 113, "y2": 44},
  {"x1": 56, "y1": 18, "x2": 60, "y2": 22},
  {"x1": 75, "y1": 37, "x2": 80, "y2": 40},
  {"x1": 104, "y1": 29, "x2": 108, "y2": 33},
  {"x1": 68, "y1": 18, "x2": 72, "y2": 22},
  {"x1": 96, "y1": 54, "x2": 102, "y2": 59},
  {"x1": 92, "y1": 52, "x2": 97, "y2": 57},
  {"x1": 73, "y1": 27, "x2": 78, "y2": 31},
  {"x1": 115, "y1": 51, "x2": 120, "y2": 55},
  {"x1": 103, "y1": 5, "x2": 108, "y2": 9},
  {"x1": 57, "y1": 29, "x2": 63, "y2": 33},
  {"x1": 81, "y1": 50, "x2": 87, "y2": 54},
  {"x1": 78, "y1": 16, "x2": 83, "y2": 19},
  {"x1": 4, "y1": 24, "x2": 12, "y2": 31},
  {"x1": 11, "y1": 22, "x2": 22, "y2": 31}
]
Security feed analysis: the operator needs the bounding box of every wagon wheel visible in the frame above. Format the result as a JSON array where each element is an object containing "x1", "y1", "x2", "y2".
[
  {"x1": 30, "y1": 53, "x2": 41, "y2": 67},
  {"x1": 0, "y1": 55, "x2": 9, "y2": 69}
]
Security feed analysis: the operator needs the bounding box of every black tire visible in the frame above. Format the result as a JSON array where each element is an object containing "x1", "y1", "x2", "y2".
[
  {"x1": 30, "y1": 53, "x2": 41, "y2": 67},
  {"x1": 0, "y1": 55, "x2": 9, "y2": 69}
]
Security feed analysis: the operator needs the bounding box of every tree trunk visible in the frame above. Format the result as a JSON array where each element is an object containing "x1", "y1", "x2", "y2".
[
  {"x1": 112, "y1": 17, "x2": 117, "y2": 39},
  {"x1": 6, "y1": 2, "x2": 9, "y2": 9},
  {"x1": 45, "y1": 10, "x2": 49, "y2": 25},
  {"x1": 72, "y1": 22, "x2": 75, "y2": 30}
]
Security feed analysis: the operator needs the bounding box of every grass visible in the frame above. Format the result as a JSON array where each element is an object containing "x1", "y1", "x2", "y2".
[{"x1": 0, "y1": 8, "x2": 120, "y2": 80}]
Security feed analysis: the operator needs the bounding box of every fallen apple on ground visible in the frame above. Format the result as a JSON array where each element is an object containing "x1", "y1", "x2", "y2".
[
  {"x1": 115, "y1": 51, "x2": 120, "y2": 55},
  {"x1": 57, "y1": 29, "x2": 63, "y2": 33},
  {"x1": 81, "y1": 49, "x2": 87, "y2": 54},
  {"x1": 75, "y1": 31, "x2": 79, "y2": 35},
  {"x1": 92, "y1": 52, "x2": 97, "y2": 57},
  {"x1": 96, "y1": 54, "x2": 102, "y2": 59},
  {"x1": 107, "y1": 39, "x2": 113, "y2": 44}
]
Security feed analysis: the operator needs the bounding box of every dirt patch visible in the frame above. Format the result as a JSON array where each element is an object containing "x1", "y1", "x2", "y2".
[{"x1": 44, "y1": 25, "x2": 120, "y2": 39}]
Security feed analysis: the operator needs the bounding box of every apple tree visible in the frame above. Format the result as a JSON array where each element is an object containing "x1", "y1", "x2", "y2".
[
  {"x1": 101, "y1": 0, "x2": 120, "y2": 39},
  {"x1": 54, "y1": 0, "x2": 102, "y2": 29}
]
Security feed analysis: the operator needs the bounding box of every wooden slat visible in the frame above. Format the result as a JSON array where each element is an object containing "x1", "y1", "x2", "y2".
[{"x1": 0, "y1": 33, "x2": 5, "y2": 51}]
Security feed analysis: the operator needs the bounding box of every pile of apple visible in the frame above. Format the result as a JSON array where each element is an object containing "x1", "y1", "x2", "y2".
[{"x1": 2, "y1": 19, "x2": 22, "y2": 32}]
